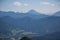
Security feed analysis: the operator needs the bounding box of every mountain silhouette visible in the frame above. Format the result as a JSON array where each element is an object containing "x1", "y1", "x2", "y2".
[
  {"x1": 54, "y1": 11, "x2": 60, "y2": 16},
  {"x1": 27, "y1": 10, "x2": 40, "y2": 14},
  {"x1": 0, "y1": 10, "x2": 60, "y2": 40},
  {"x1": 0, "y1": 10, "x2": 48, "y2": 18}
]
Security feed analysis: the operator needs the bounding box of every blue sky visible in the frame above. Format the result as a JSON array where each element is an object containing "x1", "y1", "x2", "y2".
[{"x1": 0, "y1": 0, "x2": 60, "y2": 14}]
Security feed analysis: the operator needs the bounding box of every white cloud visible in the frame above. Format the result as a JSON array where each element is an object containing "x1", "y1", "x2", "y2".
[
  {"x1": 40, "y1": 2, "x2": 55, "y2": 6},
  {"x1": 24, "y1": 3, "x2": 29, "y2": 6},
  {"x1": 42, "y1": 2, "x2": 50, "y2": 5},
  {"x1": 13, "y1": 2, "x2": 29, "y2": 7},
  {"x1": 34, "y1": 8, "x2": 58, "y2": 15},
  {"x1": 51, "y1": 4, "x2": 55, "y2": 6},
  {"x1": 13, "y1": 2, "x2": 22, "y2": 6}
]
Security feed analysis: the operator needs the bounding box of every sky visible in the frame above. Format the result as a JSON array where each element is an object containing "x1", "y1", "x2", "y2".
[{"x1": 0, "y1": 0, "x2": 60, "y2": 14}]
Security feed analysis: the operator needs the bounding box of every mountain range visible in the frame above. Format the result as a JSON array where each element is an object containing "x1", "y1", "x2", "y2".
[{"x1": 0, "y1": 10, "x2": 60, "y2": 40}]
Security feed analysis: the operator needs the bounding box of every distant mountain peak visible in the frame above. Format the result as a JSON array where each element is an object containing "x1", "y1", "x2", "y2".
[
  {"x1": 26, "y1": 9, "x2": 40, "y2": 15},
  {"x1": 29, "y1": 9, "x2": 36, "y2": 12},
  {"x1": 55, "y1": 11, "x2": 60, "y2": 13},
  {"x1": 27, "y1": 9, "x2": 39, "y2": 13},
  {"x1": 54, "y1": 11, "x2": 60, "y2": 16}
]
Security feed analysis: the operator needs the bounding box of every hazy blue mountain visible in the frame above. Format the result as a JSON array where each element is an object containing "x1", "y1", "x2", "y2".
[
  {"x1": 0, "y1": 10, "x2": 48, "y2": 19},
  {"x1": 0, "y1": 15, "x2": 60, "y2": 35},
  {"x1": 54, "y1": 11, "x2": 60, "y2": 16},
  {"x1": 0, "y1": 10, "x2": 60, "y2": 40},
  {"x1": 25, "y1": 10, "x2": 48, "y2": 19},
  {"x1": 0, "y1": 11, "x2": 26, "y2": 18}
]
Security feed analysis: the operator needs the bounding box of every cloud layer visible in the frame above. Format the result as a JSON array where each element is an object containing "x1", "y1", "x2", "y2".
[
  {"x1": 0, "y1": 0, "x2": 60, "y2": 14},
  {"x1": 24, "y1": 3, "x2": 29, "y2": 6},
  {"x1": 13, "y1": 2, "x2": 28, "y2": 6},
  {"x1": 40, "y1": 2, "x2": 55, "y2": 6},
  {"x1": 13, "y1": 2, "x2": 22, "y2": 6}
]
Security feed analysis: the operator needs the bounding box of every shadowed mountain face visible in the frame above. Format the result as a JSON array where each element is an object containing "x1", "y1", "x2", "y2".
[{"x1": 0, "y1": 10, "x2": 60, "y2": 40}]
